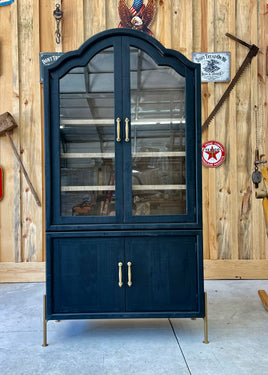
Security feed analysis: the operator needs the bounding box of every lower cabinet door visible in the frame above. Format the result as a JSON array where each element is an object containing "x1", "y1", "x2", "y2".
[
  {"x1": 48, "y1": 237, "x2": 125, "y2": 314},
  {"x1": 125, "y1": 236, "x2": 199, "y2": 312}
]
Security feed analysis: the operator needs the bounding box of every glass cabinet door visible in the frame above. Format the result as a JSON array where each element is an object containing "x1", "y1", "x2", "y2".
[
  {"x1": 126, "y1": 47, "x2": 188, "y2": 219},
  {"x1": 59, "y1": 47, "x2": 117, "y2": 217},
  {"x1": 48, "y1": 34, "x2": 198, "y2": 226}
]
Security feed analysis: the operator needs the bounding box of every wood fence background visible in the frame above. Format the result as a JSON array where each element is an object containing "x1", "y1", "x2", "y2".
[{"x1": 0, "y1": 0, "x2": 267, "y2": 281}]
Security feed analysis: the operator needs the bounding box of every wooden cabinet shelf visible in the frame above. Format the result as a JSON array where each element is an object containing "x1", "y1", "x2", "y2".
[
  {"x1": 60, "y1": 151, "x2": 186, "y2": 158},
  {"x1": 61, "y1": 185, "x2": 115, "y2": 191}
]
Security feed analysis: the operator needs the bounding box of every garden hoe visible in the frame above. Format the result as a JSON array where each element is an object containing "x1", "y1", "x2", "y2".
[{"x1": 0, "y1": 112, "x2": 41, "y2": 207}]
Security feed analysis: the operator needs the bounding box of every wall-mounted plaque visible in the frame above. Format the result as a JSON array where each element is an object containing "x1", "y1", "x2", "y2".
[
  {"x1": 202, "y1": 141, "x2": 225, "y2": 168},
  {"x1": 192, "y1": 52, "x2": 230, "y2": 82},
  {"x1": 39, "y1": 53, "x2": 64, "y2": 83}
]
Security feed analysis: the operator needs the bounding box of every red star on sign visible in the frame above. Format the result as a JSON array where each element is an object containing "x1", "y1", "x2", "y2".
[{"x1": 205, "y1": 146, "x2": 220, "y2": 160}]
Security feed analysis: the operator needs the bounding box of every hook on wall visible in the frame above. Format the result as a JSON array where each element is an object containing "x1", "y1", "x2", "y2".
[{"x1": 53, "y1": 3, "x2": 63, "y2": 44}]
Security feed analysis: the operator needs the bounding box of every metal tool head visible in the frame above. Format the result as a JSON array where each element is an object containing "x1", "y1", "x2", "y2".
[{"x1": 0, "y1": 112, "x2": 18, "y2": 136}]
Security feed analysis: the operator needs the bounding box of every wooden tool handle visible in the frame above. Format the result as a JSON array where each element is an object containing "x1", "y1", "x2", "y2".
[{"x1": 5, "y1": 132, "x2": 41, "y2": 207}]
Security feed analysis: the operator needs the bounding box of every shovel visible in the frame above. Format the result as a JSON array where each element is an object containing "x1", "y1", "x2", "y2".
[{"x1": 0, "y1": 112, "x2": 41, "y2": 207}]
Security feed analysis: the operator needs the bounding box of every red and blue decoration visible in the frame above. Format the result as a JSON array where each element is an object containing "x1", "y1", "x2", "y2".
[
  {"x1": 118, "y1": 0, "x2": 156, "y2": 36},
  {"x1": 202, "y1": 141, "x2": 226, "y2": 168},
  {"x1": 0, "y1": 0, "x2": 14, "y2": 6}
]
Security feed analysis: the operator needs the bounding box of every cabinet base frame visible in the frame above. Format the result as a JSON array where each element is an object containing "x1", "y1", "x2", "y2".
[
  {"x1": 42, "y1": 292, "x2": 209, "y2": 346},
  {"x1": 42, "y1": 295, "x2": 48, "y2": 347},
  {"x1": 203, "y1": 292, "x2": 209, "y2": 344}
]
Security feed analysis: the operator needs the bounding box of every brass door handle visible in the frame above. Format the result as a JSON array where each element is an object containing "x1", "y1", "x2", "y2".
[
  {"x1": 118, "y1": 262, "x2": 123, "y2": 287},
  {"x1": 125, "y1": 118, "x2": 130, "y2": 142},
  {"x1": 116, "y1": 118, "x2": 121, "y2": 142},
  {"x1": 127, "y1": 261, "x2": 132, "y2": 287}
]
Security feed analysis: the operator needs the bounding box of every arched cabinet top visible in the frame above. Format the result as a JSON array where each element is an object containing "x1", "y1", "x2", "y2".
[{"x1": 44, "y1": 28, "x2": 200, "y2": 80}]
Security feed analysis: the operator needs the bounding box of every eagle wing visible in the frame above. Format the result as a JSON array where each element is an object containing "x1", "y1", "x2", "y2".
[
  {"x1": 118, "y1": 0, "x2": 133, "y2": 28},
  {"x1": 141, "y1": 0, "x2": 156, "y2": 27}
]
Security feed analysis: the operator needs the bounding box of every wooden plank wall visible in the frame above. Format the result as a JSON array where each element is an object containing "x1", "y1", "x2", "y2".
[{"x1": 0, "y1": 0, "x2": 267, "y2": 282}]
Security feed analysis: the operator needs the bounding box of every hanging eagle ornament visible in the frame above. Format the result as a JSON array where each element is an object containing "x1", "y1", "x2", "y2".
[{"x1": 118, "y1": 0, "x2": 156, "y2": 36}]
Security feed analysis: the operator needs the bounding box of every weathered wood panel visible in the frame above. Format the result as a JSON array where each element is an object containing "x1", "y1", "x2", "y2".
[
  {"x1": 0, "y1": 5, "x2": 15, "y2": 263},
  {"x1": 0, "y1": 262, "x2": 45, "y2": 282},
  {"x1": 18, "y1": 0, "x2": 42, "y2": 262},
  {"x1": 11, "y1": 0, "x2": 22, "y2": 263},
  {"x1": 0, "y1": 0, "x2": 267, "y2": 281}
]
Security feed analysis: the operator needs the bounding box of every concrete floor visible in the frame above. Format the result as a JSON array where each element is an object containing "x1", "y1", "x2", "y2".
[{"x1": 0, "y1": 280, "x2": 268, "y2": 375}]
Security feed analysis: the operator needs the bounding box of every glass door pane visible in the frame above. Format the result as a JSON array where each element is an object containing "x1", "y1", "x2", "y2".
[
  {"x1": 59, "y1": 47, "x2": 116, "y2": 217},
  {"x1": 130, "y1": 48, "x2": 186, "y2": 216}
]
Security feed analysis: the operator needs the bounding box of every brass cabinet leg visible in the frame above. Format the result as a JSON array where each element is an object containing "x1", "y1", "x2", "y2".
[
  {"x1": 42, "y1": 294, "x2": 48, "y2": 347},
  {"x1": 203, "y1": 291, "x2": 209, "y2": 344}
]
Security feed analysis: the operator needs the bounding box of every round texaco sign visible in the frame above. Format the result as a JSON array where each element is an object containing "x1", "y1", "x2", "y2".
[{"x1": 202, "y1": 141, "x2": 225, "y2": 167}]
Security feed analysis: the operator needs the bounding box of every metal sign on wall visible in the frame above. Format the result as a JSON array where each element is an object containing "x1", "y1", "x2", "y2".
[
  {"x1": 39, "y1": 53, "x2": 64, "y2": 83},
  {"x1": 0, "y1": 0, "x2": 14, "y2": 6},
  {"x1": 192, "y1": 52, "x2": 230, "y2": 82},
  {"x1": 202, "y1": 141, "x2": 226, "y2": 168}
]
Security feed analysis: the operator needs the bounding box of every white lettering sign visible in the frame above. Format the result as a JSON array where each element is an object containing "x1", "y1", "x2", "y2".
[{"x1": 192, "y1": 52, "x2": 230, "y2": 82}]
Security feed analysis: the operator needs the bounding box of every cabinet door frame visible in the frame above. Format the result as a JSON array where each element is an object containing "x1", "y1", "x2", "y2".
[
  {"x1": 44, "y1": 35, "x2": 125, "y2": 229},
  {"x1": 125, "y1": 233, "x2": 203, "y2": 313},
  {"x1": 46, "y1": 230, "x2": 204, "y2": 320},
  {"x1": 44, "y1": 29, "x2": 202, "y2": 231},
  {"x1": 122, "y1": 36, "x2": 200, "y2": 224},
  {"x1": 46, "y1": 232, "x2": 126, "y2": 319}
]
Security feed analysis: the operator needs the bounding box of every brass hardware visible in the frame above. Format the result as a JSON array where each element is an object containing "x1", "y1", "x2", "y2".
[
  {"x1": 203, "y1": 292, "x2": 209, "y2": 344},
  {"x1": 116, "y1": 118, "x2": 121, "y2": 142},
  {"x1": 118, "y1": 262, "x2": 123, "y2": 287},
  {"x1": 125, "y1": 118, "x2": 130, "y2": 142},
  {"x1": 42, "y1": 295, "x2": 48, "y2": 347},
  {"x1": 127, "y1": 261, "x2": 132, "y2": 287}
]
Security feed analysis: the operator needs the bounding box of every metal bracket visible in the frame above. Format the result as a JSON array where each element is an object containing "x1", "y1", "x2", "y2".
[{"x1": 53, "y1": 3, "x2": 63, "y2": 45}]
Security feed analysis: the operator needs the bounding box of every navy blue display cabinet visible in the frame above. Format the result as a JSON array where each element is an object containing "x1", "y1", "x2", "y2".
[{"x1": 42, "y1": 29, "x2": 207, "y2": 345}]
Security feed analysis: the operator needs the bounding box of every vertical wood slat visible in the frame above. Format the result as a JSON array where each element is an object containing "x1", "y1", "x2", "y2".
[
  {"x1": 77, "y1": 0, "x2": 85, "y2": 47},
  {"x1": 236, "y1": 0, "x2": 252, "y2": 260},
  {"x1": 206, "y1": 0, "x2": 217, "y2": 260},
  {"x1": 106, "y1": 0, "x2": 120, "y2": 30},
  {"x1": 11, "y1": 0, "x2": 21, "y2": 263},
  {"x1": 258, "y1": 0, "x2": 268, "y2": 260},
  {"x1": 171, "y1": 0, "x2": 186, "y2": 53},
  {"x1": 93, "y1": 0, "x2": 107, "y2": 34},
  {"x1": 40, "y1": 1, "x2": 55, "y2": 52},
  {"x1": 62, "y1": 0, "x2": 77, "y2": 52},
  {"x1": 163, "y1": 0, "x2": 172, "y2": 48},
  {"x1": 250, "y1": 0, "x2": 262, "y2": 260},
  {"x1": 0, "y1": 4, "x2": 15, "y2": 262},
  {"x1": 214, "y1": 0, "x2": 232, "y2": 260},
  {"x1": 154, "y1": 0, "x2": 165, "y2": 45},
  {"x1": 83, "y1": 0, "x2": 95, "y2": 40},
  {"x1": 185, "y1": 0, "x2": 193, "y2": 59},
  {"x1": 228, "y1": 0, "x2": 239, "y2": 260},
  {"x1": 199, "y1": 0, "x2": 210, "y2": 261},
  {"x1": 19, "y1": 0, "x2": 42, "y2": 262}
]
